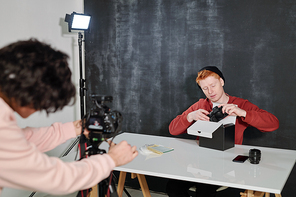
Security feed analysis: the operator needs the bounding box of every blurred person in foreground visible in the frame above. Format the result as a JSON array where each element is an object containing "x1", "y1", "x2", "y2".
[{"x1": 0, "y1": 39, "x2": 138, "y2": 195}]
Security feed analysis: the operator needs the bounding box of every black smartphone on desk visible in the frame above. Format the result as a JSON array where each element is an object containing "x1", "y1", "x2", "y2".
[{"x1": 232, "y1": 155, "x2": 249, "y2": 163}]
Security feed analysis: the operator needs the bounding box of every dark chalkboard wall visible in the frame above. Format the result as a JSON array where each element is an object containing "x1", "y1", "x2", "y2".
[{"x1": 85, "y1": 0, "x2": 296, "y2": 195}]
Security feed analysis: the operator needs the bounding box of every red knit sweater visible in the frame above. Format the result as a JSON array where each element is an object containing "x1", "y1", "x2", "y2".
[{"x1": 169, "y1": 95, "x2": 279, "y2": 145}]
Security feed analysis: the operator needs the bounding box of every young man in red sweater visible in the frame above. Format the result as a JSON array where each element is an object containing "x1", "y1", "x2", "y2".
[{"x1": 166, "y1": 66, "x2": 279, "y2": 197}]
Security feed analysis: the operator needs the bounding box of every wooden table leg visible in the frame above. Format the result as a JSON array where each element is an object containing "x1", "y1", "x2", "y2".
[
  {"x1": 239, "y1": 190, "x2": 281, "y2": 197},
  {"x1": 253, "y1": 191, "x2": 264, "y2": 197},
  {"x1": 136, "y1": 174, "x2": 151, "y2": 197},
  {"x1": 117, "y1": 171, "x2": 127, "y2": 197},
  {"x1": 240, "y1": 190, "x2": 247, "y2": 196},
  {"x1": 116, "y1": 172, "x2": 151, "y2": 197},
  {"x1": 247, "y1": 190, "x2": 254, "y2": 197},
  {"x1": 90, "y1": 185, "x2": 98, "y2": 197},
  {"x1": 240, "y1": 190, "x2": 261, "y2": 197},
  {"x1": 131, "y1": 173, "x2": 137, "y2": 179}
]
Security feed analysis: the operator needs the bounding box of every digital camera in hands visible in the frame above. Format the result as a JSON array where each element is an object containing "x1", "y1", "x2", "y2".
[{"x1": 207, "y1": 106, "x2": 228, "y2": 122}]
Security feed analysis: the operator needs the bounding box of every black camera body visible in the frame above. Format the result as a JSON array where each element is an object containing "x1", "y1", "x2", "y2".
[
  {"x1": 86, "y1": 95, "x2": 122, "y2": 148},
  {"x1": 207, "y1": 106, "x2": 228, "y2": 122}
]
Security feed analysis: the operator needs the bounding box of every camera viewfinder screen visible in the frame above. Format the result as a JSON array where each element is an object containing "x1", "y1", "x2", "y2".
[{"x1": 88, "y1": 117, "x2": 104, "y2": 131}]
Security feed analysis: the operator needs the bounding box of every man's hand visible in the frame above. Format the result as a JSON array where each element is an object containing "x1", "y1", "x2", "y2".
[
  {"x1": 107, "y1": 141, "x2": 138, "y2": 167},
  {"x1": 219, "y1": 104, "x2": 246, "y2": 117},
  {"x1": 73, "y1": 120, "x2": 89, "y2": 137},
  {"x1": 187, "y1": 109, "x2": 210, "y2": 122}
]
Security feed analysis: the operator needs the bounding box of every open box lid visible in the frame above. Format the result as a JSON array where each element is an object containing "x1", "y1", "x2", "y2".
[{"x1": 187, "y1": 116, "x2": 236, "y2": 138}]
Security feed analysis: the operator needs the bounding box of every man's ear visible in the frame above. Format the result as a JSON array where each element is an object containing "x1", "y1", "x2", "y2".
[{"x1": 220, "y1": 78, "x2": 224, "y2": 86}]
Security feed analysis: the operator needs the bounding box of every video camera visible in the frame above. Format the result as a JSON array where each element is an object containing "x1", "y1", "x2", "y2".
[
  {"x1": 78, "y1": 94, "x2": 122, "y2": 197},
  {"x1": 84, "y1": 94, "x2": 123, "y2": 155}
]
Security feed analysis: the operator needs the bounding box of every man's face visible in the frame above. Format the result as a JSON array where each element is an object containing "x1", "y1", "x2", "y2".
[
  {"x1": 10, "y1": 102, "x2": 37, "y2": 118},
  {"x1": 0, "y1": 92, "x2": 37, "y2": 118},
  {"x1": 199, "y1": 76, "x2": 225, "y2": 103},
  {"x1": 13, "y1": 105, "x2": 37, "y2": 118},
  {"x1": 6, "y1": 97, "x2": 37, "y2": 118}
]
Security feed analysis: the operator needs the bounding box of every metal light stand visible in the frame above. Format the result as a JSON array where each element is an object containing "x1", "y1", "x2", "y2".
[
  {"x1": 61, "y1": 32, "x2": 86, "y2": 158},
  {"x1": 61, "y1": 32, "x2": 86, "y2": 159},
  {"x1": 78, "y1": 32, "x2": 86, "y2": 119}
]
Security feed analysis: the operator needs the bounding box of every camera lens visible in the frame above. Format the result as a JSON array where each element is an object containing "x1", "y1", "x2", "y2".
[{"x1": 249, "y1": 149, "x2": 261, "y2": 164}]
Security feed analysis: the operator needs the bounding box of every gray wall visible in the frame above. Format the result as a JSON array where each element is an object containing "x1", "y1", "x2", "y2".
[
  {"x1": 85, "y1": 0, "x2": 296, "y2": 195},
  {"x1": 85, "y1": 0, "x2": 296, "y2": 148}
]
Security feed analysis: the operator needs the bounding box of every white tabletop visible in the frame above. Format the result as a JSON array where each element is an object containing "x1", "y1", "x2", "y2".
[{"x1": 100, "y1": 132, "x2": 296, "y2": 194}]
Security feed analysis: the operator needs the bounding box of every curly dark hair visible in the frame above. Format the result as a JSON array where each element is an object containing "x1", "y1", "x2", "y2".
[{"x1": 0, "y1": 38, "x2": 76, "y2": 113}]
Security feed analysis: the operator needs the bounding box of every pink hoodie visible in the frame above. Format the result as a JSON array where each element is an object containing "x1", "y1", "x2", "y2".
[{"x1": 0, "y1": 98, "x2": 115, "y2": 195}]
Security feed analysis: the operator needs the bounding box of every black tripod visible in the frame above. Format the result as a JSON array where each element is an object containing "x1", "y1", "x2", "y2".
[{"x1": 76, "y1": 132, "x2": 119, "y2": 197}]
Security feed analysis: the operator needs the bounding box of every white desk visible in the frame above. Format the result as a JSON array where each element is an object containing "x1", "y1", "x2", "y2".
[{"x1": 100, "y1": 133, "x2": 296, "y2": 196}]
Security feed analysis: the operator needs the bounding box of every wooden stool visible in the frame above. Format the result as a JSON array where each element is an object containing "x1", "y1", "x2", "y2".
[{"x1": 240, "y1": 190, "x2": 282, "y2": 197}]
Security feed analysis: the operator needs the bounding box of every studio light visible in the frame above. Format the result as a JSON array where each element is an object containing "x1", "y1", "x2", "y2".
[
  {"x1": 64, "y1": 12, "x2": 92, "y2": 119},
  {"x1": 65, "y1": 12, "x2": 91, "y2": 32}
]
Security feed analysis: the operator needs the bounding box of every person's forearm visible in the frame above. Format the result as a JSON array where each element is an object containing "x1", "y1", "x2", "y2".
[
  {"x1": 243, "y1": 110, "x2": 279, "y2": 132},
  {"x1": 169, "y1": 114, "x2": 192, "y2": 135},
  {"x1": 23, "y1": 122, "x2": 76, "y2": 152}
]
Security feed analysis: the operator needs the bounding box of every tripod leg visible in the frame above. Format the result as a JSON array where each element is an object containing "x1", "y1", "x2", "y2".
[{"x1": 99, "y1": 179, "x2": 108, "y2": 197}]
